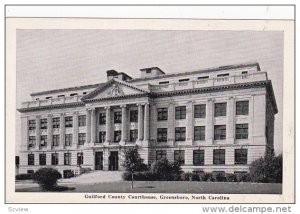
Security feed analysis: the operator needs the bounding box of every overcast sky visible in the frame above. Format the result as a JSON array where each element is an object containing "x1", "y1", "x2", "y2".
[{"x1": 16, "y1": 29, "x2": 283, "y2": 154}]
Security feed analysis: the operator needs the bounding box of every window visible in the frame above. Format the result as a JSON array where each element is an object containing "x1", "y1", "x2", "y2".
[
  {"x1": 215, "y1": 103, "x2": 227, "y2": 117},
  {"x1": 214, "y1": 125, "x2": 226, "y2": 140},
  {"x1": 99, "y1": 113, "x2": 106, "y2": 125},
  {"x1": 78, "y1": 133, "x2": 86, "y2": 145},
  {"x1": 157, "y1": 128, "x2": 168, "y2": 142},
  {"x1": 174, "y1": 150, "x2": 185, "y2": 165},
  {"x1": 28, "y1": 136, "x2": 36, "y2": 148},
  {"x1": 83, "y1": 92, "x2": 87, "y2": 95},
  {"x1": 130, "y1": 110, "x2": 138, "y2": 122},
  {"x1": 99, "y1": 131, "x2": 106, "y2": 143},
  {"x1": 159, "y1": 81, "x2": 169, "y2": 85},
  {"x1": 40, "y1": 135, "x2": 47, "y2": 147},
  {"x1": 27, "y1": 170, "x2": 34, "y2": 174},
  {"x1": 198, "y1": 76, "x2": 209, "y2": 79},
  {"x1": 65, "y1": 134, "x2": 73, "y2": 146},
  {"x1": 156, "y1": 150, "x2": 166, "y2": 161},
  {"x1": 242, "y1": 71, "x2": 248, "y2": 74},
  {"x1": 52, "y1": 117, "x2": 60, "y2": 128},
  {"x1": 28, "y1": 154, "x2": 34, "y2": 165},
  {"x1": 40, "y1": 119, "x2": 47, "y2": 129},
  {"x1": 39, "y1": 154, "x2": 46, "y2": 166},
  {"x1": 52, "y1": 135, "x2": 60, "y2": 147},
  {"x1": 70, "y1": 93, "x2": 78, "y2": 96},
  {"x1": 179, "y1": 78, "x2": 189, "y2": 82},
  {"x1": 157, "y1": 108, "x2": 168, "y2": 121},
  {"x1": 45, "y1": 96, "x2": 52, "y2": 99},
  {"x1": 146, "y1": 69, "x2": 151, "y2": 74},
  {"x1": 114, "y1": 131, "x2": 121, "y2": 142},
  {"x1": 16, "y1": 156, "x2": 19, "y2": 167},
  {"x1": 213, "y1": 149, "x2": 225, "y2": 165},
  {"x1": 175, "y1": 106, "x2": 186, "y2": 120},
  {"x1": 193, "y1": 150, "x2": 205, "y2": 166},
  {"x1": 78, "y1": 115, "x2": 86, "y2": 127},
  {"x1": 236, "y1": 101, "x2": 249, "y2": 115},
  {"x1": 130, "y1": 130, "x2": 138, "y2": 142},
  {"x1": 114, "y1": 112, "x2": 122, "y2": 123},
  {"x1": 65, "y1": 116, "x2": 73, "y2": 127},
  {"x1": 64, "y1": 153, "x2": 71, "y2": 165},
  {"x1": 236, "y1": 124, "x2": 249, "y2": 139},
  {"x1": 175, "y1": 127, "x2": 186, "y2": 141},
  {"x1": 235, "y1": 149, "x2": 248, "y2": 165},
  {"x1": 28, "y1": 120, "x2": 36, "y2": 130},
  {"x1": 58, "y1": 95, "x2": 65, "y2": 98},
  {"x1": 194, "y1": 126, "x2": 205, "y2": 141},
  {"x1": 217, "y1": 73, "x2": 229, "y2": 77},
  {"x1": 51, "y1": 153, "x2": 59, "y2": 165},
  {"x1": 77, "y1": 152, "x2": 84, "y2": 166},
  {"x1": 194, "y1": 104, "x2": 206, "y2": 118}
]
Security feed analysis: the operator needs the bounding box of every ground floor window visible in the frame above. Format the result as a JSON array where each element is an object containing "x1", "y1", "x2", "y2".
[
  {"x1": 51, "y1": 153, "x2": 59, "y2": 165},
  {"x1": 234, "y1": 149, "x2": 248, "y2": 165},
  {"x1": 156, "y1": 150, "x2": 166, "y2": 161},
  {"x1": 174, "y1": 150, "x2": 185, "y2": 165},
  {"x1": 77, "y1": 152, "x2": 84, "y2": 166},
  {"x1": 213, "y1": 149, "x2": 225, "y2": 165},
  {"x1": 64, "y1": 153, "x2": 71, "y2": 165},
  {"x1": 39, "y1": 154, "x2": 46, "y2": 166},
  {"x1": 193, "y1": 150, "x2": 205, "y2": 166},
  {"x1": 28, "y1": 154, "x2": 34, "y2": 165}
]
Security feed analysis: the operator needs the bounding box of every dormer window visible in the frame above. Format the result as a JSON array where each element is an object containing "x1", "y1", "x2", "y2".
[
  {"x1": 178, "y1": 78, "x2": 189, "y2": 82},
  {"x1": 146, "y1": 69, "x2": 152, "y2": 74},
  {"x1": 217, "y1": 73, "x2": 229, "y2": 77},
  {"x1": 198, "y1": 76, "x2": 209, "y2": 80}
]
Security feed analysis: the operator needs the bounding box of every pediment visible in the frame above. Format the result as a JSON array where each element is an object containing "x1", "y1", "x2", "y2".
[{"x1": 81, "y1": 79, "x2": 149, "y2": 101}]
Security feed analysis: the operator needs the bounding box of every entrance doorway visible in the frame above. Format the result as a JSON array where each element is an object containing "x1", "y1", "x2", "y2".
[
  {"x1": 95, "y1": 152, "x2": 103, "y2": 170},
  {"x1": 109, "y1": 151, "x2": 119, "y2": 171}
]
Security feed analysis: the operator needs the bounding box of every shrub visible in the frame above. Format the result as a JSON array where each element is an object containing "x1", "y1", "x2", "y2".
[
  {"x1": 183, "y1": 172, "x2": 193, "y2": 181},
  {"x1": 201, "y1": 172, "x2": 214, "y2": 182},
  {"x1": 15, "y1": 173, "x2": 33, "y2": 180},
  {"x1": 214, "y1": 172, "x2": 227, "y2": 182},
  {"x1": 122, "y1": 171, "x2": 155, "y2": 181},
  {"x1": 191, "y1": 173, "x2": 201, "y2": 181},
  {"x1": 63, "y1": 170, "x2": 75, "y2": 179},
  {"x1": 32, "y1": 168, "x2": 62, "y2": 191},
  {"x1": 80, "y1": 167, "x2": 92, "y2": 174},
  {"x1": 122, "y1": 147, "x2": 148, "y2": 173},
  {"x1": 150, "y1": 158, "x2": 183, "y2": 181},
  {"x1": 226, "y1": 173, "x2": 238, "y2": 182}
]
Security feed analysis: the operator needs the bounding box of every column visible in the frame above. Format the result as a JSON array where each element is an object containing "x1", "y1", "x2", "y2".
[
  {"x1": 21, "y1": 116, "x2": 28, "y2": 151},
  {"x1": 47, "y1": 114, "x2": 52, "y2": 150},
  {"x1": 143, "y1": 103, "x2": 150, "y2": 141},
  {"x1": 137, "y1": 104, "x2": 144, "y2": 141},
  {"x1": 121, "y1": 105, "x2": 127, "y2": 144},
  {"x1": 149, "y1": 103, "x2": 157, "y2": 141},
  {"x1": 167, "y1": 100, "x2": 175, "y2": 145},
  {"x1": 59, "y1": 113, "x2": 65, "y2": 149},
  {"x1": 206, "y1": 99, "x2": 214, "y2": 144},
  {"x1": 73, "y1": 112, "x2": 78, "y2": 147},
  {"x1": 186, "y1": 101, "x2": 194, "y2": 144},
  {"x1": 36, "y1": 115, "x2": 41, "y2": 149},
  {"x1": 91, "y1": 108, "x2": 96, "y2": 144},
  {"x1": 86, "y1": 109, "x2": 91, "y2": 144},
  {"x1": 105, "y1": 106, "x2": 112, "y2": 144},
  {"x1": 248, "y1": 95, "x2": 254, "y2": 144},
  {"x1": 227, "y1": 97, "x2": 235, "y2": 144}
]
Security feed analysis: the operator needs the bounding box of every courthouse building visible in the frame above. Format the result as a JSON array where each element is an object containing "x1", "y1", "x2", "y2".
[{"x1": 17, "y1": 62, "x2": 277, "y2": 177}]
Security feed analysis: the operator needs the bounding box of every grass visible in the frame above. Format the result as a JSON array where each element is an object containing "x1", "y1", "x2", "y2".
[{"x1": 16, "y1": 181, "x2": 282, "y2": 194}]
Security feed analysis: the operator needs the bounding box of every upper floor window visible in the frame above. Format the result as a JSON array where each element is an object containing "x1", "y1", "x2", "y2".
[
  {"x1": 178, "y1": 78, "x2": 189, "y2": 82},
  {"x1": 99, "y1": 131, "x2": 106, "y2": 143},
  {"x1": 175, "y1": 127, "x2": 186, "y2": 141},
  {"x1": 214, "y1": 103, "x2": 227, "y2": 117},
  {"x1": 130, "y1": 129, "x2": 138, "y2": 142},
  {"x1": 157, "y1": 128, "x2": 168, "y2": 142},
  {"x1": 175, "y1": 106, "x2": 186, "y2": 120},
  {"x1": 65, "y1": 134, "x2": 73, "y2": 146},
  {"x1": 130, "y1": 110, "x2": 138, "y2": 122},
  {"x1": 159, "y1": 81, "x2": 169, "y2": 85},
  {"x1": 28, "y1": 136, "x2": 36, "y2": 148},
  {"x1": 198, "y1": 76, "x2": 209, "y2": 80},
  {"x1": 52, "y1": 117, "x2": 60, "y2": 128},
  {"x1": 28, "y1": 154, "x2": 35, "y2": 165},
  {"x1": 64, "y1": 153, "x2": 71, "y2": 165},
  {"x1": 194, "y1": 126, "x2": 205, "y2": 141},
  {"x1": 213, "y1": 149, "x2": 225, "y2": 165},
  {"x1": 40, "y1": 119, "x2": 47, "y2": 130},
  {"x1": 52, "y1": 135, "x2": 60, "y2": 147},
  {"x1": 28, "y1": 120, "x2": 36, "y2": 130},
  {"x1": 70, "y1": 93, "x2": 78, "y2": 96},
  {"x1": 156, "y1": 150, "x2": 166, "y2": 161},
  {"x1": 78, "y1": 115, "x2": 86, "y2": 127},
  {"x1": 65, "y1": 116, "x2": 73, "y2": 128},
  {"x1": 39, "y1": 154, "x2": 46, "y2": 166},
  {"x1": 114, "y1": 131, "x2": 121, "y2": 142},
  {"x1": 194, "y1": 104, "x2": 206, "y2": 118},
  {"x1": 235, "y1": 149, "x2": 248, "y2": 165},
  {"x1": 40, "y1": 135, "x2": 47, "y2": 147},
  {"x1": 193, "y1": 150, "x2": 205, "y2": 166},
  {"x1": 78, "y1": 133, "x2": 86, "y2": 145},
  {"x1": 99, "y1": 113, "x2": 106, "y2": 125},
  {"x1": 217, "y1": 73, "x2": 229, "y2": 77},
  {"x1": 236, "y1": 124, "x2": 249, "y2": 139},
  {"x1": 214, "y1": 125, "x2": 226, "y2": 140},
  {"x1": 236, "y1": 101, "x2": 249, "y2": 115},
  {"x1": 58, "y1": 95, "x2": 65, "y2": 98},
  {"x1": 242, "y1": 71, "x2": 248, "y2": 74},
  {"x1": 157, "y1": 108, "x2": 168, "y2": 121},
  {"x1": 114, "y1": 112, "x2": 122, "y2": 123},
  {"x1": 45, "y1": 96, "x2": 52, "y2": 99},
  {"x1": 174, "y1": 150, "x2": 185, "y2": 165},
  {"x1": 51, "y1": 153, "x2": 59, "y2": 165}
]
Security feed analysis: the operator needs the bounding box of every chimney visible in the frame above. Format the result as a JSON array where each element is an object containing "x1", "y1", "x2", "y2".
[{"x1": 140, "y1": 67, "x2": 165, "y2": 78}]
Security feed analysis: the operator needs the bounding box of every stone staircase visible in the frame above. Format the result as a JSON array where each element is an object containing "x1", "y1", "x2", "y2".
[{"x1": 59, "y1": 170, "x2": 123, "y2": 184}]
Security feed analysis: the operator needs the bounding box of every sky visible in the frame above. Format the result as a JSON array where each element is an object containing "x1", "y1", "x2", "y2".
[{"x1": 16, "y1": 29, "x2": 283, "y2": 154}]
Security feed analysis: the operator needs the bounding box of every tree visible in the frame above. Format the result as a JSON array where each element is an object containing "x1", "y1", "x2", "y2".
[
  {"x1": 122, "y1": 147, "x2": 148, "y2": 188},
  {"x1": 32, "y1": 167, "x2": 62, "y2": 191}
]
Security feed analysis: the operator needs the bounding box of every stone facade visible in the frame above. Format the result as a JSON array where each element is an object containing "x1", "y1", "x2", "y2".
[{"x1": 17, "y1": 62, "x2": 278, "y2": 177}]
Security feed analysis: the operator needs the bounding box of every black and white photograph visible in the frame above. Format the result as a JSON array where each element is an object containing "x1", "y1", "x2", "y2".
[{"x1": 5, "y1": 5, "x2": 295, "y2": 204}]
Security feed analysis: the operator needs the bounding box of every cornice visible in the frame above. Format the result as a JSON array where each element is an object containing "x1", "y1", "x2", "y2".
[{"x1": 17, "y1": 102, "x2": 85, "y2": 113}]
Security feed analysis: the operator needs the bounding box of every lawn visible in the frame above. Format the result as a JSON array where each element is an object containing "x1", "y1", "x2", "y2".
[{"x1": 16, "y1": 181, "x2": 282, "y2": 194}]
